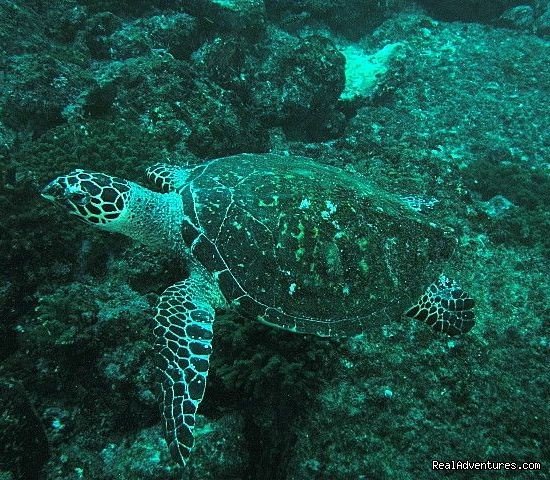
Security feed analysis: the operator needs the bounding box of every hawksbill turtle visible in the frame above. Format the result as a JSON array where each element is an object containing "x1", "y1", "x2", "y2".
[{"x1": 41, "y1": 153, "x2": 475, "y2": 466}]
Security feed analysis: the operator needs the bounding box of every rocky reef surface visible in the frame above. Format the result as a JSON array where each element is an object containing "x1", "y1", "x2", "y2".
[{"x1": 0, "y1": 1, "x2": 548, "y2": 479}]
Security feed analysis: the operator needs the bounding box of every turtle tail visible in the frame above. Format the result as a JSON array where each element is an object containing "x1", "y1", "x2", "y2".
[{"x1": 404, "y1": 275, "x2": 475, "y2": 336}]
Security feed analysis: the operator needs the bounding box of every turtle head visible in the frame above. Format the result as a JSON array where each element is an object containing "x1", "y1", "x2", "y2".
[
  {"x1": 41, "y1": 170, "x2": 131, "y2": 230},
  {"x1": 43, "y1": 169, "x2": 185, "y2": 250}
]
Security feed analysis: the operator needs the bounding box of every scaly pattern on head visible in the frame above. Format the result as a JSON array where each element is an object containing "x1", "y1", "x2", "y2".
[{"x1": 42, "y1": 170, "x2": 131, "y2": 226}]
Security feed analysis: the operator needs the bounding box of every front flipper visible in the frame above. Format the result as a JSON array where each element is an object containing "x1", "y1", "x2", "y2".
[
  {"x1": 404, "y1": 275, "x2": 475, "y2": 336},
  {"x1": 146, "y1": 163, "x2": 195, "y2": 193},
  {"x1": 153, "y1": 272, "x2": 224, "y2": 466}
]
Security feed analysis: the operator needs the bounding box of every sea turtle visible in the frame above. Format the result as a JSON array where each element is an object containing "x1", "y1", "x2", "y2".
[{"x1": 41, "y1": 153, "x2": 475, "y2": 466}]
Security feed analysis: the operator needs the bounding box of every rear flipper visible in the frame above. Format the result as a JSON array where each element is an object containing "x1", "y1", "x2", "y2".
[{"x1": 404, "y1": 275, "x2": 475, "y2": 336}]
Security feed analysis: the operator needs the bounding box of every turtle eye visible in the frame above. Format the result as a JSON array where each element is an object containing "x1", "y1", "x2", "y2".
[{"x1": 66, "y1": 189, "x2": 90, "y2": 206}]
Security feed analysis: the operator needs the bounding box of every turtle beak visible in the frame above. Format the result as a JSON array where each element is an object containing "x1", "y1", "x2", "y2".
[
  {"x1": 41, "y1": 177, "x2": 92, "y2": 220},
  {"x1": 41, "y1": 179, "x2": 64, "y2": 203}
]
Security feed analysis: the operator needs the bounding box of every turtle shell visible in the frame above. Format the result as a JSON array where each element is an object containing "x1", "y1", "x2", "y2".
[{"x1": 178, "y1": 154, "x2": 455, "y2": 336}]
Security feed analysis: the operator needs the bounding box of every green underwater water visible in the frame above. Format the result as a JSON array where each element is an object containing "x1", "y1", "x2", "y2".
[{"x1": 0, "y1": 1, "x2": 548, "y2": 479}]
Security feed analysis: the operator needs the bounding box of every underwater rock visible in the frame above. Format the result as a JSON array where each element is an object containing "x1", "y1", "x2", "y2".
[
  {"x1": 58, "y1": 413, "x2": 248, "y2": 478},
  {"x1": 480, "y1": 195, "x2": 516, "y2": 218},
  {"x1": 0, "y1": 126, "x2": 15, "y2": 171},
  {"x1": 0, "y1": 380, "x2": 49, "y2": 479},
  {"x1": 0, "y1": 1, "x2": 91, "y2": 132},
  {"x1": 185, "y1": 413, "x2": 248, "y2": 478},
  {"x1": 44, "y1": 0, "x2": 87, "y2": 43},
  {"x1": 0, "y1": 0, "x2": 49, "y2": 55},
  {"x1": 1, "y1": 54, "x2": 93, "y2": 134},
  {"x1": 178, "y1": 0, "x2": 266, "y2": 35},
  {"x1": 245, "y1": 29, "x2": 345, "y2": 139},
  {"x1": 497, "y1": 5, "x2": 536, "y2": 31},
  {"x1": 535, "y1": 4, "x2": 550, "y2": 35},
  {"x1": 194, "y1": 27, "x2": 346, "y2": 140},
  {"x1": 85, "y1": 13, "x2": 198, "y2": 60},
  {"x1": 264, "y1": 0, "x2": 391, "y2": 39},
  {"x1": 77, "y1": 0, "x2": 180, "y2": 16},
  {"x1": 88, "y1": 53, "x2": 267, "y2": 156},
  {"x1": 416, "y1": 0, "x2": 523, "y2": 23},
  {"x1": 191, "y1": 34, "x2": 250, "y2": 91},
  {"x1": 83, "y1": 11, "x2": 124, "y2": 59},
  {"x1": 98, "y1": 426, "x2": 178, "y2": 478},
  {"x1": 339, "y1": 42, "x2": 404, "y2": 101}
]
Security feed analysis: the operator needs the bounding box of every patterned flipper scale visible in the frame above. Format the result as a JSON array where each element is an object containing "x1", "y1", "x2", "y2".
[
  {"x1": 404, "y1": 275, "x2": 475, "y2": 336},
  {"x1": 153, "y1": 278, "x2": 216, "y2": 466}
]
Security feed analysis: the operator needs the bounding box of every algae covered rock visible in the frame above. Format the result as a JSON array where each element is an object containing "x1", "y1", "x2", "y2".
[{"x1": 0, "y1": 380, "x2": 49, "y2": 479}]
